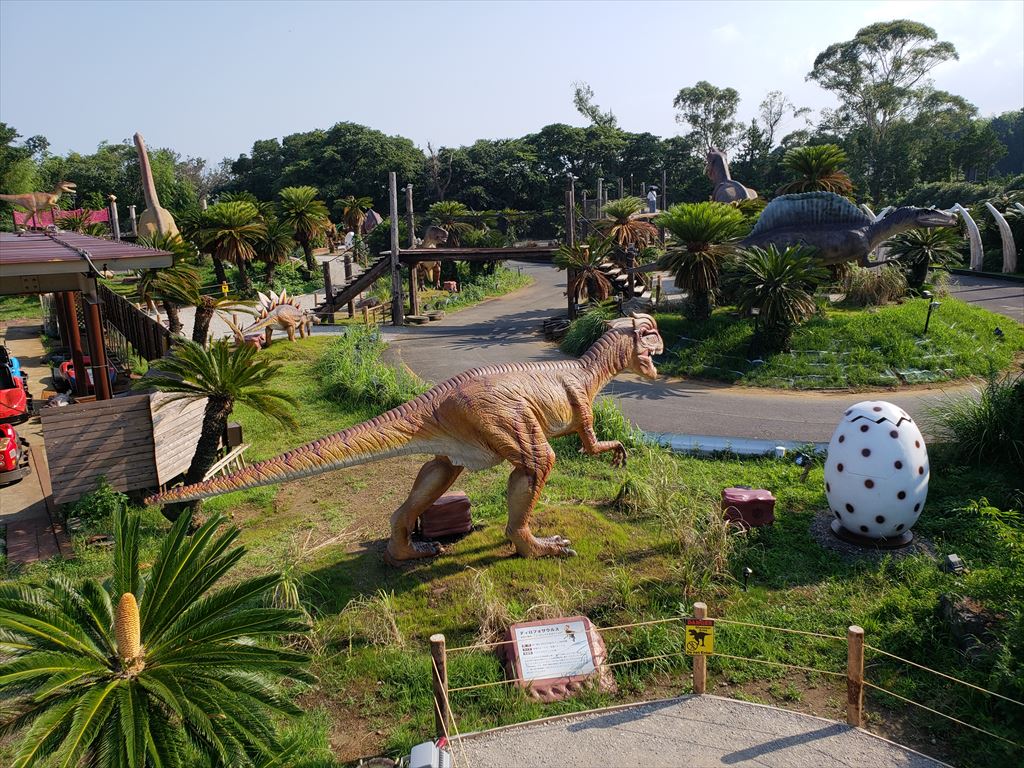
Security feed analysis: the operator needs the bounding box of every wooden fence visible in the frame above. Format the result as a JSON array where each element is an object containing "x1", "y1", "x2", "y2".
[
  {"x1": 41, "y1": 391, "x2": 206, "y2": 505},
  {"x1": 99, "y1": 283, "x2": 172, "y2": 361}
]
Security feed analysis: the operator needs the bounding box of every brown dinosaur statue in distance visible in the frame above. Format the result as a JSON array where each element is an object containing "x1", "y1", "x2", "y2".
[
  {"x1": 147, "y1": 314, "x2": 665, "y2": 563},
  {"x1": 415, "y1": 225, "x2": 450, "y2": 289},
  {"x1": 0, "y1": 181, "x2": 77, "y2": 227},
  {"x1": 227, "y1": 289, "x2": 316, "y2": 346},
  {"x1": 706, "y1": 148, "x2": 757, "y2": 203},
  {"x1": 134, "y1": 132, "x2": 179, "y2": 238}
]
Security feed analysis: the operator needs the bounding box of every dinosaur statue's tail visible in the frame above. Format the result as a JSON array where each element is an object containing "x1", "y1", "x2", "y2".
[{"x1": 145, "y1": 411, "x2": 421, "y2": 506}]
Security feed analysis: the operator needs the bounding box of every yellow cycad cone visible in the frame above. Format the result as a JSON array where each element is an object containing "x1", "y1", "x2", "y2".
[{"x1": 115, "y1": 592, "x2": 142, "y2": 662}]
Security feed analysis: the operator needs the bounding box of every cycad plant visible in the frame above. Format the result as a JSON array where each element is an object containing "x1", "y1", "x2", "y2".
[
  {"x1": 0, "y1": 506, "x2": 311, "y2": 768},
  {"x1": 338, "y1": 195, "x2": 373, "y2": 236},
  {"x1": 257, "y1": 217, "x2": 297, "y2": 288},
  {"x1": 426, "y1": 200, "x2": 474, "y2": 246},
  {"x1": 777, "y1": 144, "x2": 854, "y2": 195},
  {"x1": 278, "y1": 186, "x2": 331, "y2": 273},
  {"x1": 886, "y1": 226, "x2": 964, "y2": 290},
  {"x1": 598, "y1": 196, "x2": 658, "y2": 249},
  {"x1": 137, "y1": 233, "x2": 202, "y2": 335},
  {"x1": 735, "y1": 245, "x2": 828, "y2": 353},
  {"x1": 200, "y1": 201, "x2": 266, "y2": 295},
  {"x1": 657, "y1": 202, "x2": 747, "y2": 320},
  {"x1": 553, "y1": 235, "x2": 615, "y2": 306},
  {"x1": 137, "y1": 340, "x2": 296, "y2": 500}
]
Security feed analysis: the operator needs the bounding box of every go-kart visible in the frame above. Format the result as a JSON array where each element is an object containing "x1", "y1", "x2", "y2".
[
  {"x1": 0, "y1": 345, "x2": 27, "y2": 386},
  {"x1": 54, "y1": 356, "x2": 116, "y2": 394},
  {"x1": 0, "y1": 361, "x2": 30, "y2": 424},
  {"x1": 0, "y1": 423, "x2": 31, "y2": 485}
]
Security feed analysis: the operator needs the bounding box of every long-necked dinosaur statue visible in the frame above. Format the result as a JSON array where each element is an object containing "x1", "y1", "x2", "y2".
[
  {"x1": 147, "y1": 314, "x2": 665, "y2": 564},
  {"x1": 706, "y1": 148, "x2": 757, "y2": 203},
  {"x1": 134, "y1": 132, "x2": 179, "y2": 238},
  {"x1": 742, "y1": 191, "x2": 957, "y2": 267},
  {"x1": 0, "y1": 181, "x2": 77, "y2": 228},
  {"x1": 226, "y1": 289, "x2": 316, "y2": 346}
]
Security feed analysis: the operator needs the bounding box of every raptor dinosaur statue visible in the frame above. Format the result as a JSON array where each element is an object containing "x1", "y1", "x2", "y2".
[
  {"x1": 0, "y1": 181, "x2": 77, "y2": 228},
  {"x1": 415, "y1": 225, "x2": 450, "y2": 290},
  {"x1": 741, "y1": 192, "x2": 957, "y2": 267},
  {"x1": 147, "y1": 313, "x2": 665, "y2": 564},
  {"x1": 134, "y1": 132, "x2": 179, "y2": 238},
  {"x1": 706, "y1": 149, "x2": 757, "y2": 203},
  {"x1": 226, "y1": 289, "x2": 316, "y2": 346}
]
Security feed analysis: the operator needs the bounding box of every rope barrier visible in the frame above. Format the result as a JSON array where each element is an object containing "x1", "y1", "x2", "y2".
[
  {"x1": 864, "y1": 644, "x2": 1024, "y2": 708},
  {"x1": 863, "y1": 682, "x2": 1022, "y2": 748},
  {"x1": 712, "y1": 653, "x2": 845, "y2": 678},
  {"x1": 713, "y1": 619, "x2": 846, "y2": 642},
  {"x1": 431, "y1": 653, "x2": 470, "y2": 768},
  {"x1": 447, "y1": 616, "x2": 689, "y2": 653}
]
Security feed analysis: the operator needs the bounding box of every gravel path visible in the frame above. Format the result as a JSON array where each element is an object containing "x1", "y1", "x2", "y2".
[{"x1": 454, "y1": 695, "x2": 946, "y2": 767}]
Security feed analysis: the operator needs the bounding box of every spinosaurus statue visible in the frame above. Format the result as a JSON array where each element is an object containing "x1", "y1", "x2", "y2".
[
  {"x1": 0, "y1": 181, "x2": 77, "y2": 228},
  {"x1": 134, "y1": 132, "x2": 179, "y2": 238},
  {"x1": 147, "y1": 314, "x2": 665, "y2": 564},
  {"x1": 415, "y1": 225, "x2": 450, "y2": 290},
  {"x1": 706, "y1": 149, "x2": 757, "y2": 203},
  {"x1": 742, "y1": 192, "x2": 958, "y2": 267},
  {"x1": 227, "y1": 289, "x2": 316, "y2": 346}
]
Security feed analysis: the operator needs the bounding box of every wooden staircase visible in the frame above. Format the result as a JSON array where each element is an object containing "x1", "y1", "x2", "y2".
[
  {"x1": 327, "y1": 254, "x2": 391, "y2": 310},
  {"x1": 598, "y1": 259, "x2": 651, "y2": 301}
]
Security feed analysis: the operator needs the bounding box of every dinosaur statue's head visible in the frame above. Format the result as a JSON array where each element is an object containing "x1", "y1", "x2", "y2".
[
  {"x1": 607, "y1": 313, "x2": 664, "y2": 379},
  {"x1": 57, "y1": 181, "x2": 77, "y2": 195},
  {"x1": 705, "y1": 149, "x2": 729, "y2": 181},
  {"x1": 421, "y1": 226, "x2": 449, "y2": 248},
  {"x1": 907, "y1": 207, "x2": 958, "y2": 229}
]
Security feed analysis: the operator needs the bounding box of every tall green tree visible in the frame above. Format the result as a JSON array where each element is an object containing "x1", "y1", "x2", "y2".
[
  {"x1": 672, "y1": 81, "x2": 742, "y2": 154},
  {"x1": 572, "y1": 81, "x2": 618, "y2": 129},
  {"x1": 0, "y1": 505, "x2": 311, "y2": 768},
  {"x1": 136, "y1": 233, "x2": 202, "y2": 335},
  {"x1": 257, "y1": 216, "x2": 297, "y2": 287},
  {"x1": 278, "y1": 186, "x2": 330, "y2": 273},
  {"x1": 778, "y1": 144, "x2": 854, "y2": 195},
  {"x1": 200, "y1": 201, "x2": 266, "y2": 294}
]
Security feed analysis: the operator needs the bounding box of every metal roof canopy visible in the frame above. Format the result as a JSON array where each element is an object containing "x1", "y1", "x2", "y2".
[{"x1": 0, "y1": 231, "x2": 173, "y2": 296}]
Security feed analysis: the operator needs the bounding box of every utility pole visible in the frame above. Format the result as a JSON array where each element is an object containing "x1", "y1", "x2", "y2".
[{"x1": 388, "y1": 173, "x2": 403, "y2": 326}]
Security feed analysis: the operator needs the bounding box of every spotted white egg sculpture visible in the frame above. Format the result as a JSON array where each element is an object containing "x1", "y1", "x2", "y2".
[{"x1": 824, "y1": 400, "x2": 929, "y2": 540}]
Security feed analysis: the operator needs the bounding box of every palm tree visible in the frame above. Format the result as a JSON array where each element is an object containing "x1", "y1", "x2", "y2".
[
  {"x1": 735, "y1": 245, "x2": 828, "y2": 353},
  {"x1": 0, "y1": 505, "x2": 311, "y2": 768},
  {"x1": 338, "y1": 195, "x2": 373, "y2": 236},
  {"x1": 657, "y1": 202, "x2": 747, "y2": 320},
  {"x1": 598, "y1": 196, "x2": 658, "y2": 249},
  {"x1": 777, "y1": 144, "x2": 854, "y2": 195},
  {"x1": 278, "y1": 186, "x2": 331, "y2": 273},
  {"x1": 426, "y1": 200, "x2": 474, "y2": 246},
  {"x1": 886, "y1": 226, "x2": 964, "y2": 290},
  {"x1": 137, "y1": 233, "x2": 202, "y2": 335},
  {"x1": 138, "y1": 340, "x2": 296, "y2": 506},
  {"x1": 554, "y1": 236, "x2": 615, "y2": 306},
  {"x1": 200, "y1": 201, "x2": 266, "y2": 294},
  {"x1": 257, "y1": 217, "x2": 297, "y2": 288}
]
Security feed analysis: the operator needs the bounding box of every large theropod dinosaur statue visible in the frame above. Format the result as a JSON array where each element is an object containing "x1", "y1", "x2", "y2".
[
  {"x1": 0, "y1": 181, "x2": 77, "y2": 228},
  {"x1": 148, "y1": 314, "x2": 665, "y2": 564},
  {"x1": 742, "y1": 192, "x2": 957, "y2": 267}
]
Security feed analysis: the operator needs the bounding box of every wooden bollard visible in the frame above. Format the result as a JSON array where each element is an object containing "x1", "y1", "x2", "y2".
[
  {"x1": 692, "y1": 602, "x2": 707, "y2": 694},
  {"x1": 430, "y1": 633, "x2": 450, "y2": 738},
  {"x1": 362, "y1": 306, "x2": 369, "y2": 326},
  {"x1": 847, "y1": 625, "x2": 864, "y2": 726}
]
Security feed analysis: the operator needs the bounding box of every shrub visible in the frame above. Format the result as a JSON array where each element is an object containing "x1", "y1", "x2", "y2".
[
  {"x1": 559, "y1": 302, "x2": 616, "y2": 356},
  {"x1": 315, "y1": 327, "x2": 426, "y2": 411},
  {"x1": 886, "y1": 226, "x2": 965, "y2": 290},
  {"x1": 777, "y1": 144, "x2": 853, "y2": 195},
  {"x1": 927, "y1": 367, "x2": 1024, "y2": 472},
  {"x1": 67, "y1": 476, "x2": 129, "y2": 524},
  {"x1": 841, "y1": 264, "x2": 908, "y2": 306}
]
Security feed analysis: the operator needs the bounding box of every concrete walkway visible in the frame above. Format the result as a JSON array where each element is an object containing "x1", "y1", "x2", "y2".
[
  {"x1": 455, "y1": 696, "x2": 945, "y2": 767},
  {"x1": 382, "y1": 262, "x2": 1005, "y2": 444},
  {"x1": 948, "y1": 273, "x2": 1023, "y2": 324}
]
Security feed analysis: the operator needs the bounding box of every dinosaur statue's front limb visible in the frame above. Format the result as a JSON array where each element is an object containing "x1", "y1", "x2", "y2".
[
  {"x1": 569, "y1": 390, "x2": 627, "y2": 467},
  {"x1": 386, "y1": 455, "x2": 463, "y2": 563}
]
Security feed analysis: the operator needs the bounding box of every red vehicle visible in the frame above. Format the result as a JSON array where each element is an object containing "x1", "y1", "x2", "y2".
[
  {"x1": 57, "y1": 356, "x2": 116, "y2": 394},
  {"x1": 0, "y1": 360, "x2": 30, "y2": 424},
  {"x1": 0, "y1": 423, "x2": 30, "y2": 485}
]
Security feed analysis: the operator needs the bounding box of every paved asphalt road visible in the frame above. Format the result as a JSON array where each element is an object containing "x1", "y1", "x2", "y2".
[
  {"x1": 383, "y1": 262, "x2": 1015, "y2": 444},
  {"x1": 455, "y1": 696, "x2": 945, "y2": 768}
]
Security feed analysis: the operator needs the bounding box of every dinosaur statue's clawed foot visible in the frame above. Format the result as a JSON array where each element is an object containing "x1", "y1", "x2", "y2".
[
  {"x1": 384, "y1": 539, "x2": 443, "y2": 565},
  {"x1": 516, "y1": 534, "x2": 576, "y2": 559}
]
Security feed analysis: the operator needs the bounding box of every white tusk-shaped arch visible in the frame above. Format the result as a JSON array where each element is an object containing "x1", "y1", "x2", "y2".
[
  {"x1": 860, "y1": 205, "x2": 893, "y2": 261},
  {"x1": 860, "y1": 203, "x2": 876, "y2": 218},
  {"x1": 951, "y1": 204, "x2": 983, "y2": 271},
  {"x1": 985, "y1": 202, "x2": 1017, "y2": 273},
  {"x1": 1015, "y1": 202, "x2": 1024, "y2": 216}
]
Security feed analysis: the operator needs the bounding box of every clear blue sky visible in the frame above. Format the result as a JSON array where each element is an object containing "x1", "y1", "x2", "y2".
[{"x1": 2, "y1": 0, "x2": 1022, "y2": 164}]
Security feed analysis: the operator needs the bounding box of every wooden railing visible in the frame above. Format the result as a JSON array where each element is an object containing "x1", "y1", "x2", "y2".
[{"x1": 99, "y1": 283, "x2": 172, "y2": 361}]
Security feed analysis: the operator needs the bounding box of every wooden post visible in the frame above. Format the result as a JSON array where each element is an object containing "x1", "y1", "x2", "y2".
[
  {"x1": 84, "y1": 297, "x2": 112, "y2": 401},
  {"x1": 406, "y1": 184, "x2": 416, "y2": 248},
  {"x1": 656, "y1": 275, "x2": 663, "y2": 307},
  {"x1": 847, "y1": 625, "x2": 864, "y2": 727},
  {"x1": 62, "y1": 292, "x2": 89, "y2": 396},
  {"x1": 618, "y1": 177, "x2": 624, "y2": 199},
  {"x1": 362, "y1": 305, "x2": 369, "y2": 326},
  {"x1": 596, "y1": 177, "x2": 603, "y2": 218},
  {"x1": 343, "y1": 253, "x2": 354, "y2": 317},
  {"x1": 430, "y1": 633, "x2": 450, "y2": 738},
  {"x1": 660, "y1": 168, "x2": 668, "y2": 245},
  {"x1": 409, "y1": 264, "x2": 420, "y2": 316},
  {"x1": 127, "y1": 205, "x2": 138, "y2": 237},
  {"x1": 388, "y1": 172, "x2": 403, "y2": 326},
  {"x1": 108, "y1": 195, "x2": 120, "y2": 241},
  {"x1": 565, "y1": 187, "x2": 577, "y2": 320},
  {"x1": 692, "y1": 602, "x2": 707, "y2": 694}
]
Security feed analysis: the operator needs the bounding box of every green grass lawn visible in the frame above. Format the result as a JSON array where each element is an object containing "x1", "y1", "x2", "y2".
[
  {"x1": 655, "y1": 297, "x2": 1023, "y2": 389},
  {"x1": 6, "y1": 336, "x2": 1022, "y2": 767},
  {"x1": 0, "y1": 295, "x2": 43, "y2": 321}
]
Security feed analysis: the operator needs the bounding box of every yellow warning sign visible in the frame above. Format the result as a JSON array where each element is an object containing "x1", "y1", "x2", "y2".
[{"x1": 685, "y1": 618, "x2": 715, "y2": 655}]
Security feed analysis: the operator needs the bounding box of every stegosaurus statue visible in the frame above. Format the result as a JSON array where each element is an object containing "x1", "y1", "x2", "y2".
[{"x1": 230, "y1": 289, "x2": 316, "y2": 346}]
